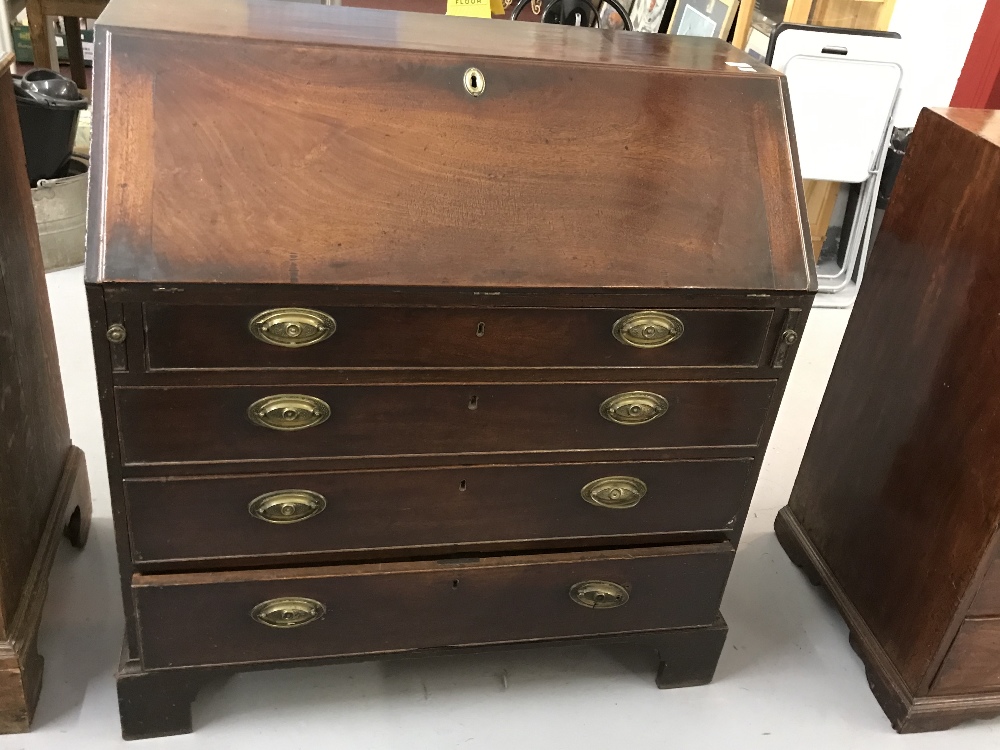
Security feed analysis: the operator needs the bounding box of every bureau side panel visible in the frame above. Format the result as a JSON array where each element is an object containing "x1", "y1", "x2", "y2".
[
  {"x1": 968, "y1": 546, "x2": 1000, "y2": 617},
  {"x1": 786, "y1": 109, "x2": 1000, "y2": 693},
  {"x1": 931, "y1": 617, "x2": 1000, "y2": 695},
  {"x1": 0, "y1": 67, "x2": 71, "y2": 632},
  {"x1": 86, "y1": 284, "x2": 141, "y2": 654}
]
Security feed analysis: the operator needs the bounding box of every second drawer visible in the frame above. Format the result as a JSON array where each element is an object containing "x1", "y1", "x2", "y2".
[
  {"x1": 115, "y1": 380, "x2": 776, "y2": 465},
  {"x1": 125, "y1": 458, "x2": 754, "y2": 566}
]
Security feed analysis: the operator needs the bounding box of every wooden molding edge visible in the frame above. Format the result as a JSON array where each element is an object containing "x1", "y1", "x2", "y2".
[
  {"x1": 0, "y1": 447, "x2": 91, "y2": 734},
  {"x1": 774, "y1": 506, "x2": 1000, "y2": 733}
]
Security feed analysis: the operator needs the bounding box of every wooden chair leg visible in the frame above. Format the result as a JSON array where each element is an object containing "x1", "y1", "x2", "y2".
[
  {"x1": 25, "y1": 0, "x2": 55, "y2": 70},
  {"x1": 62, "y1": 16, "x2": 87, "y2": 90}
]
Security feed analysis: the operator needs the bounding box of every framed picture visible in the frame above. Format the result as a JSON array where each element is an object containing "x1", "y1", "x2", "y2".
[
  {"x1": 598, "y1": 0, "x2": 634, "y2": 29},
  {"x1": 666, "y1": 0, "x2": 739, "y2": 39},
  {"x1": 629, "y1": 0, "x2": 672, "y2": 33}
]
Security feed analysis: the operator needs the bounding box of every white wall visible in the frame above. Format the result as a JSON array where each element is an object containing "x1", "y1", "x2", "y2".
[{"x1": 889, "y1": 0, "x2": 988, "y2": 126}]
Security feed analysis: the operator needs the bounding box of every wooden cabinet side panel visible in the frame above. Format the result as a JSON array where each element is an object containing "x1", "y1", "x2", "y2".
[
  {"x1": 931, "y1": 618, "x2": 1000, "y2": 695},
  {"x1": 0, "y1": 67, "x2": 71, "y2": 632},
  {"x1": 786, "y1": 109, "x2": 1000, "y2": 694},
  {"x1": 969, "y1": 547, "x2": 1000, "y2": 617}
]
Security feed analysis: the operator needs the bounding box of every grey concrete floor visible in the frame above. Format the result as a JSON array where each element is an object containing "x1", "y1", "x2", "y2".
[{"x1": 3, "y1": 265, "x2": 996, "y2": 748}]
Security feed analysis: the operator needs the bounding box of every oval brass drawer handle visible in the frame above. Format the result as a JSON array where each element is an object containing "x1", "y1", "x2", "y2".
[
  {"x1": 251, "y1": 597, "x2": 326, "y2": 628},
  {"x1": 248, "y1": 394, "x2": 330, "y2": 431},
  {"x1": 249, "y1": 308, "x2": 336, "y2": 348},
  {"x1": 249, "y1": 490, "x2": 326, "y2": 524},
  {"x1": 613, "y1": 311, "x2": 683, "y2": 348},
  {"x1": 569, "y1": 580, "x2": 629, "y2": 609},
  {"x1": 599, "y1": 391, "x2": 668, "y2": 425},
  {"x1": 581, "y1": 476, "x2": 647, "y2": 509}
]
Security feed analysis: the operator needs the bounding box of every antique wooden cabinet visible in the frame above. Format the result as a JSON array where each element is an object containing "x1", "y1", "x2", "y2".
[
  {"x1": 0, "y1": 53, "x2": 92, "y2": 733},
  {"x1": 86, "y1": 0, "x2": 815, "y2": 738},
  {"x1": 777, "y1": 109, "x2": 1000, "y2": 732}
]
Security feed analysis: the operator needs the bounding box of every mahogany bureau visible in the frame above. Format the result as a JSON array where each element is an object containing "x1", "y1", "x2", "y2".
[
  {"x1": 776, "y1": 109, "x2": 1000, "y2": 733},
  {"x1": 0, "y1": 53, "x2": 92, "y2": 732},
  {"x1": 86, "y1": 0, "x2": 815, "y2": 738}
]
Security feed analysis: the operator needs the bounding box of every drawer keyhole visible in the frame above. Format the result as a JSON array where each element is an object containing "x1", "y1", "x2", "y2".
[
  {"x1": 468, "y1": 395, "x2": 478, "y2": 410},
  {"x1": 464, "y1": 67, "x2": 485, "y2": 97},
  {"x1": 459, "y1": 479, "x2": 467, "y2": 491},
  {"x1": 476, "y1": 321, "x2": 486, "y2": 337}
]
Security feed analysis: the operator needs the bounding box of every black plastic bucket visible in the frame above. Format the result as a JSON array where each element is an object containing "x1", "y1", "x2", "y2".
[{"x1": 13, "y1": 69, "x2": 89, "y2": 186}]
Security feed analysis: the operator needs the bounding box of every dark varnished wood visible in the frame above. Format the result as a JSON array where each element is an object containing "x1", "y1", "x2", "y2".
[
  {"x1": 932, "y1": 618, "x2": 1000, "y2": 695},
  {"x1": 655, "y1": 616, "x2": 728, "y2": 689},
  {"x1": 87, "y1": 0, "x2": 812, "y2": 292},
  {"x1": 775, "y1": 509, "x2": 1000, "y2": 734},
  {"x1": 86, "y1": 2, "x2": 815, "y2": 736},
  {"x1": 969, "y1": 555, "x2": 1000, "y2": 617},
  {"x1": 125, "y1": 459, "x2": 752, "y2": 567},
  {"x1": 779, "y1": 108, "x2": 1000, "y2": 731},
  {"x1": 115, "y1": 620, "x2": 727, "y2": 740},
  {"x1": 98, "y1": 0, "x2": 767, "y2": 73},
  {"x1": 0, "y1": 55, "x2": 92, "y2": 734},
  {"x1": 144, "y1": 304, "x2": 774, "y2": 371},
  {"x1": 115, "y1": 380, "x2": 776, "y2": 466},
  {"x1": 132, "y1": 543, "x2": 733, "y2": 669}
]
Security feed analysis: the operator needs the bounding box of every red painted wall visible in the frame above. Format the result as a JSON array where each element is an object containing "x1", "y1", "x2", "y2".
[{"x1": 952, "y1": 0, "x2": 1000, "y2": 108}]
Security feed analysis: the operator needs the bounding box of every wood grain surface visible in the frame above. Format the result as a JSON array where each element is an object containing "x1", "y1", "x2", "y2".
[
  {"x1": 932, "y1": 618, "x2": 1000, "y2": 695},
  {"x1": 969, "y1": 555, "x2": 1000, "y2": 617},
  {"x1": 784, "y1": 107, "x2": 1000, "y2": 701},
  {"x1": 114, "y1": 380, "x2": 776, "y2": 465},
  {"x1": 0, "y1": 60, "x2": 71, "y2": 636},
  {"x1": 124, "y1": 458, "x2": 753, "y2": 567},
  {"x1": 132, "y1": 543, "x2": 734, "y2": 669},
  {"x1": 87, "y1": 0, "x2": 812, "y2": 292},
  {"x1": 0, "y1": 59, "x2": 90, "y2": 733},
  {"x1": 143, "y1": 304, "x2": 774, "y2": 371}
]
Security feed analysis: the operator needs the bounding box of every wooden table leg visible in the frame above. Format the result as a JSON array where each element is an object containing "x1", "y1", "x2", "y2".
[
  {"x1": 25, "y1": 0, "x2": 56, "y2": 70},
  {"x1": 62, "y1": 16, "x2": 86, "y2": 89}
]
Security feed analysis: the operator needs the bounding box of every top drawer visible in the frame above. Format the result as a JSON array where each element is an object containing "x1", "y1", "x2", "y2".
[{"x1": 142, "y1": 305, "x2": 773, "y2": 371}]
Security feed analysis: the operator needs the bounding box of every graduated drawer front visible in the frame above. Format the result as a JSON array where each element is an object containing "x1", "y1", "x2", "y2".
[
  {"x1": 142, "y1": 304, "x2": 773, "y2": 371},
  {"x1": 125, "y1": 459, "x2": 753, "y2": 565},
  {"x1": 133, "y1": 543, "x2": 734, "y2": 669},
  {"x1": 115, "y1": 380, "x2": 775, "y2": 465}
]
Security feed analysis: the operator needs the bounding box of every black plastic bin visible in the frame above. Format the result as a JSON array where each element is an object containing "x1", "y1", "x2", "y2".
[{"x1": 13, "y1": 69, "x2": 89, "y2": 186}]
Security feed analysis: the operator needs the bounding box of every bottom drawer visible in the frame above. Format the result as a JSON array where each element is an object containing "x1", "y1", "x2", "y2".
[
  {"x1": 133, "y1": 543, "x2": 734, "y2": 669},
  {"x1": 932, "y1": 617, "x2": 1000, "y2": 695}
]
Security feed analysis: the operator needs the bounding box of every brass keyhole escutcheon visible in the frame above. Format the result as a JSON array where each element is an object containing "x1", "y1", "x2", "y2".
[
  {"x1": 569, "y1": 580, "x2": 629, "y2": 609},
  {"x1": 464, "y1": 67, "x2": 485, "y2": 97},
  {"x1": 249, "y1": 490, "x2": 327, "y2": 524},
  {"x1": 251, "y1": 597, "x2": 326, "y2": 628}
]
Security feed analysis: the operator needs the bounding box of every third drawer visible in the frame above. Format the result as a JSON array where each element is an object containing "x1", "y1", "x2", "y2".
[{"x1": 125, "y1": 458, "x2": 753, "y2": 566}]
